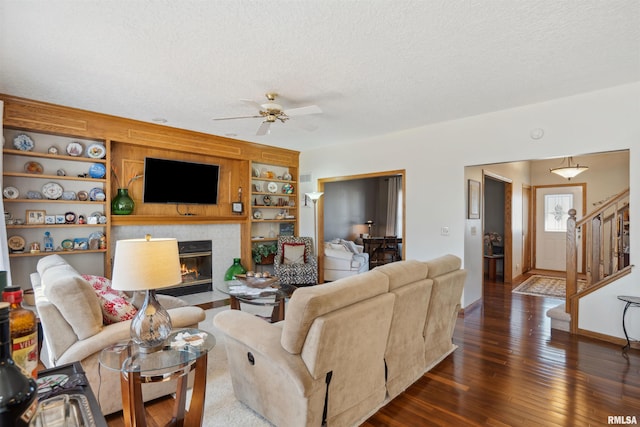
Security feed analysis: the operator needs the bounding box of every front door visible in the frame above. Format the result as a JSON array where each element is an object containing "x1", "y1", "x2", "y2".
[{"x1": 535, "y1": 185, "x2": 583, "y2": 271}]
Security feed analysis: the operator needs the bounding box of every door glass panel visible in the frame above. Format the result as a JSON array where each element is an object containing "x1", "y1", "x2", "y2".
[{"x1": 544, "y1": 194, "x2": 573, "y2": 232}]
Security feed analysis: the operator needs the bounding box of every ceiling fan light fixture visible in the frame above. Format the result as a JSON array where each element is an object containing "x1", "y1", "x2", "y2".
[
  {"x1": 550, "y1": 157, "x2": 589, "y2": 180},
  {"x1": 261, "y1": 101, "x2": 282, "y2": 113}
]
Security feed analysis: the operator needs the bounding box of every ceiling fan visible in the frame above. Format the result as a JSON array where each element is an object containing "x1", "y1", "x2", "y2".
[{"x1": 213, "y1": 93, "x2": 322, "y2": 135}]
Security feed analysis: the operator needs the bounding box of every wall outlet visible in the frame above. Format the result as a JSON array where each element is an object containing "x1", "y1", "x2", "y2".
[{"x1": 441, "y1": 227, "x2": 449, "y2": 236}]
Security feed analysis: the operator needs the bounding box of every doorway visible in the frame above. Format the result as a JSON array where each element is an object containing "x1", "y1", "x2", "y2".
[
  {"x1": 533, "y1": 183, "x2": 586, "y2": 272},
  {"x1": 318, "y1": 170, "x2": 406, "y2": 283},
  {"x1": 483, "y1": 171, "x2": 512, "y2": 283}
]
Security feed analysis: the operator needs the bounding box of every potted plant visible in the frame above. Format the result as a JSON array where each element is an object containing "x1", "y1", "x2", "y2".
[{"x1": 252, "y1": 243, "x2": 278, "y2": 265}]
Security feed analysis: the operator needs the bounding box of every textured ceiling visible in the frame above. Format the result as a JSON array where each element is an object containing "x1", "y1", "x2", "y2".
[{"x1": 1, "y1": 1, "x2": 639, "y2": 152}]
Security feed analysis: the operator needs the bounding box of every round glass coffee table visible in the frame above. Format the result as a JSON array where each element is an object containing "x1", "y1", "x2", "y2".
[
  {"x1": 99, "y1": 328, "x2": 215, "y2": 427},
  {"x1": 216, "y1": 279, "x2": 297, "y2": 322}
]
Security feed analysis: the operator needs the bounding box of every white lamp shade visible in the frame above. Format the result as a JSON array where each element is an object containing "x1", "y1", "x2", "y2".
[
  {"x1": 305, "y1": 191, "x2": 324, "y2": 201},
  {"x1": 550, "y1": 166, "x2": 589, "y2": 179},
  {"x1": 111, "y1": 237, "x2": 182, "y2": 291}
]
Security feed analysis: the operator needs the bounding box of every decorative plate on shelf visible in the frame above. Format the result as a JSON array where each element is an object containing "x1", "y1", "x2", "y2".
[
  {"x1": 26, "y1": 191, "x2": 43, "y2": 199},
  {"x1": 3, "y1": 186, "x2": 19, "y2": 199},
  {"x1": 61, "y1": 239, "x2": 74, "y2": 250},
  {"x1": 65, "y1": 212, "x2": 76, "y2": 224},
  {"x1": 88, "y1": 187, "x2": 105, "y2": 201},
  {"x1": 8, "y1": 235, "x2": 26, "y2": 252},
  {"x1": 252, "y1": 167, "x2": 260, "y2": 177},
  {"x1": 24, "y1": 161, "x2": 44, "y2": 174},
  {"x1": 86, "y1": 143, "x2": 106, "y2": 159},
  {"x1": 253, "y1": 182, "x2": 263, "y2": 192},
  {"x1": 283, "y1": 172, "x2": 292, "y2": 181},
  {"x1": 267, "y1": 182, "x2": 278, "y2": 193},
  {"x1": 61, "y1": 191, "x2": 77, "y2": 201},
  {"x1": 66, "y1": 142, "x2": 84, "y2": 157},
  {"x1": 42, "y1": 182, "x2": 63, "y2": 200},
  {"x1": 253, "y1": 210, "x2": 263, "y2": 219},
  {"x1": 282, "y1": 183, "x2": 294, "y2": 194},
  {"x1": 88, "y1": 163, "x2": 106, "y2": 179},
  {"x1": 263, "y1": 195, "x2": 271, "y2": 206},
  {"x1": 77, "y1": 190, "x2": 89, "y2": 201},
  {"x1": 13, "y1": 134, "x2": 34, "y2": 151}
]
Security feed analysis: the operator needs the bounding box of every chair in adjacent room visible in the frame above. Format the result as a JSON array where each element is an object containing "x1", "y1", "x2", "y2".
[
  {"x1": 371, "y1": 236, "x2": 401, "y2": 268},
  {"x1": 274, "y1": 236, "x2": 318, "y2": 286}
]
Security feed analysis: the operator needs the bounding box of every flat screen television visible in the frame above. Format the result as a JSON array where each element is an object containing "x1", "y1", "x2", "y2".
[{"x1": 143, "y1": 157, "x2": 220, "y2": 205}]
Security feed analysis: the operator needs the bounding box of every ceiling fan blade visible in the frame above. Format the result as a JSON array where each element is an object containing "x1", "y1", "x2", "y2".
[
  {"x1": 256, "y1": 121, "x2": 272, "y2": 136},
  {"x1": 284, "y1": 105, "x2": 322, "y2": 116},
  {"x1": 212, "y1": 115, "x2": 262, "y2": 121}
]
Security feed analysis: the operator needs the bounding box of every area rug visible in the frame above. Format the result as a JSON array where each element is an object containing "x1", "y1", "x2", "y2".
[
  {"x1": 198, "y1": 305, "x2": 273, "y2": 426},
  {"x1": 512, "y1": 275, "x2": 586, "y2": 299}
]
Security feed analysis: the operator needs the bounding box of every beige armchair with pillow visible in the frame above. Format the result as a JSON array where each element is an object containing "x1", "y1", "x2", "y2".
[{"x1": 32, "y1": 254, "x2": 206, "y2": 415}]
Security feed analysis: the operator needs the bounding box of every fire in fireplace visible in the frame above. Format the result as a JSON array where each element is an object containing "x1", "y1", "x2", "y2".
[{"x1": 159, "y1": 240, "x2": 212, "y2": 297}]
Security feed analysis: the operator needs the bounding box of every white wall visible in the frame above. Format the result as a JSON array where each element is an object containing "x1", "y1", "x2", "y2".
[{"x1": 300, "y1": 82, "x2": 640, "y2": 341}]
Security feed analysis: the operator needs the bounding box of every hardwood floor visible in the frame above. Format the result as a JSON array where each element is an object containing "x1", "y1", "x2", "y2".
[
  {"x1": 103, "y1": 273, "x2": 640, "y2": 426},
  {"x1": 363, "y1": 273, "x2": 640, "y2": 426}
]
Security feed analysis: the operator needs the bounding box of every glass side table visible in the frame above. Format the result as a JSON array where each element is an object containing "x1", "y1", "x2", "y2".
[
  {"x1": 216, "y1": 279, "x2": 297, "y2": 322},
  {"x1": 617, "y1": 295, "x2": 640, "y2": 350},
  {"x1": 99, "y1": 328, "x2": 215, "y2": 427}
]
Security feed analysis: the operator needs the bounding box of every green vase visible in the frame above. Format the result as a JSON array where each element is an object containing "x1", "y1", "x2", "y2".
[
  {"x1": 112, "y1": 188, "x2": 134, "y2": 215},
  {"x1": 225, "y1": 258, "x2": 246, "y2": 280}
]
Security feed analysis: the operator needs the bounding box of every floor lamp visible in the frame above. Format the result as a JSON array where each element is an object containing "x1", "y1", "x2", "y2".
[{"x1": 305, "y1": 192, "x2": 324, "y2": 257}]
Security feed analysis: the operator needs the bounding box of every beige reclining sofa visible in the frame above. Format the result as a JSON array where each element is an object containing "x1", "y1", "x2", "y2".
[
  {"x1": 32, "y1": 254, "x2": 206, "y2": 415},
  {"x1": 214, "y1": 254, "x2": 466, "y2": 427}
]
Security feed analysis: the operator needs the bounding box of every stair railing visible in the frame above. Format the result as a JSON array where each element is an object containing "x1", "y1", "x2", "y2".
[{"x1": 566, "y1": 188, "x2": 630, "y2": 333}]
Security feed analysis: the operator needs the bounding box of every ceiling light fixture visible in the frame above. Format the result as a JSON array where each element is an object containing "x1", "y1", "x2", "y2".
[{"x1": 549, "y1": 157, "x2": 589, "y2": 180}]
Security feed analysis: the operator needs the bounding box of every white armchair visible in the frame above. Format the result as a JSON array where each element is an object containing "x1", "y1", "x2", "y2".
[{"x1": 323, "y1": 239, "x2": 369, "y2": 281}]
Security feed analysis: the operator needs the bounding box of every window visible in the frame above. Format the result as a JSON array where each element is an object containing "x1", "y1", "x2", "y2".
[{"x1": 544, "y1": 194, "x2": 573, "y2": 232}]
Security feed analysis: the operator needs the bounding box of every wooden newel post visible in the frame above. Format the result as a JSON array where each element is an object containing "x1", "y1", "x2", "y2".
[{"x1": 566, "y1": 208, "x2": 577, "y2": 315}]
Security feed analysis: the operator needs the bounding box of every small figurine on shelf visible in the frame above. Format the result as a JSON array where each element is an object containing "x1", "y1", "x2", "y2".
[
  {"x1": 99, "y1": 235, "x2": 107, "y2": 250},
  {"x1": 77, "y1": 215, "x2": 86, "y2": 224},
  {"x1": 43, "y1": 231, "x2": 54, "y2": 252}
]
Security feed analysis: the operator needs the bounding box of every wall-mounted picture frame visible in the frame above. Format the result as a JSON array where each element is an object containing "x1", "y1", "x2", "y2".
[
  {"x1": 468, "y1": 179, "x2": 481, "y2": 219},
  {"x1": 232, "y1": 202, "x2": 243, "y2": 214},
  {"x1": 279, "y1": 222, "x2": 294, "y2": 236},
  {"x1": 26, "y1": 209, "x2": 46, "y2": 224}
]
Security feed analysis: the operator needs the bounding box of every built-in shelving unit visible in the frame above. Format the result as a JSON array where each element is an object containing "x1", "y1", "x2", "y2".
[
  {"x1": 249, "y1": 162, "x2": 298, "y2": 270},
  {"x1": 2, "y1": 128, "x2": 110, "y2": 283}
]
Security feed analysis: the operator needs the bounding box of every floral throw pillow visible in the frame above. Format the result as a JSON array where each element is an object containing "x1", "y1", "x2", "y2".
[{"x1": 82, "y1": 274, "x2": 138, "y2": 325}]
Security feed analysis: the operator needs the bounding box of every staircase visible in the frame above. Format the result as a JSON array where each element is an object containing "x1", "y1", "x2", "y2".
[{"x1": 547, "y1": 188, "x2": 631, "y2": 334}]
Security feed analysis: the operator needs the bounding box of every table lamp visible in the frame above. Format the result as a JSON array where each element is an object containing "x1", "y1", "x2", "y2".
[
  {"x1": 111, "y1": 235, "x2": 182, "y2": 352},
  {"x1": 365, "y1": 220, "x2": 375, "y2": 237}
]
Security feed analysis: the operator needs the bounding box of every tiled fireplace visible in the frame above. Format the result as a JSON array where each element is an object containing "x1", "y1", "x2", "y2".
[{"x1": 111, "y1": 223, "x2": 242, "y2": 297}]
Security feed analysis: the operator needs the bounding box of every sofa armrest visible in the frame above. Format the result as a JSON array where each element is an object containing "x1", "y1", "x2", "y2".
[
  {"x1": 214, "y1": 310, "x2": 317, "y2": 396},
  {"x1": 56, "y1": 306, "x2": 205, "y2": 365}
]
